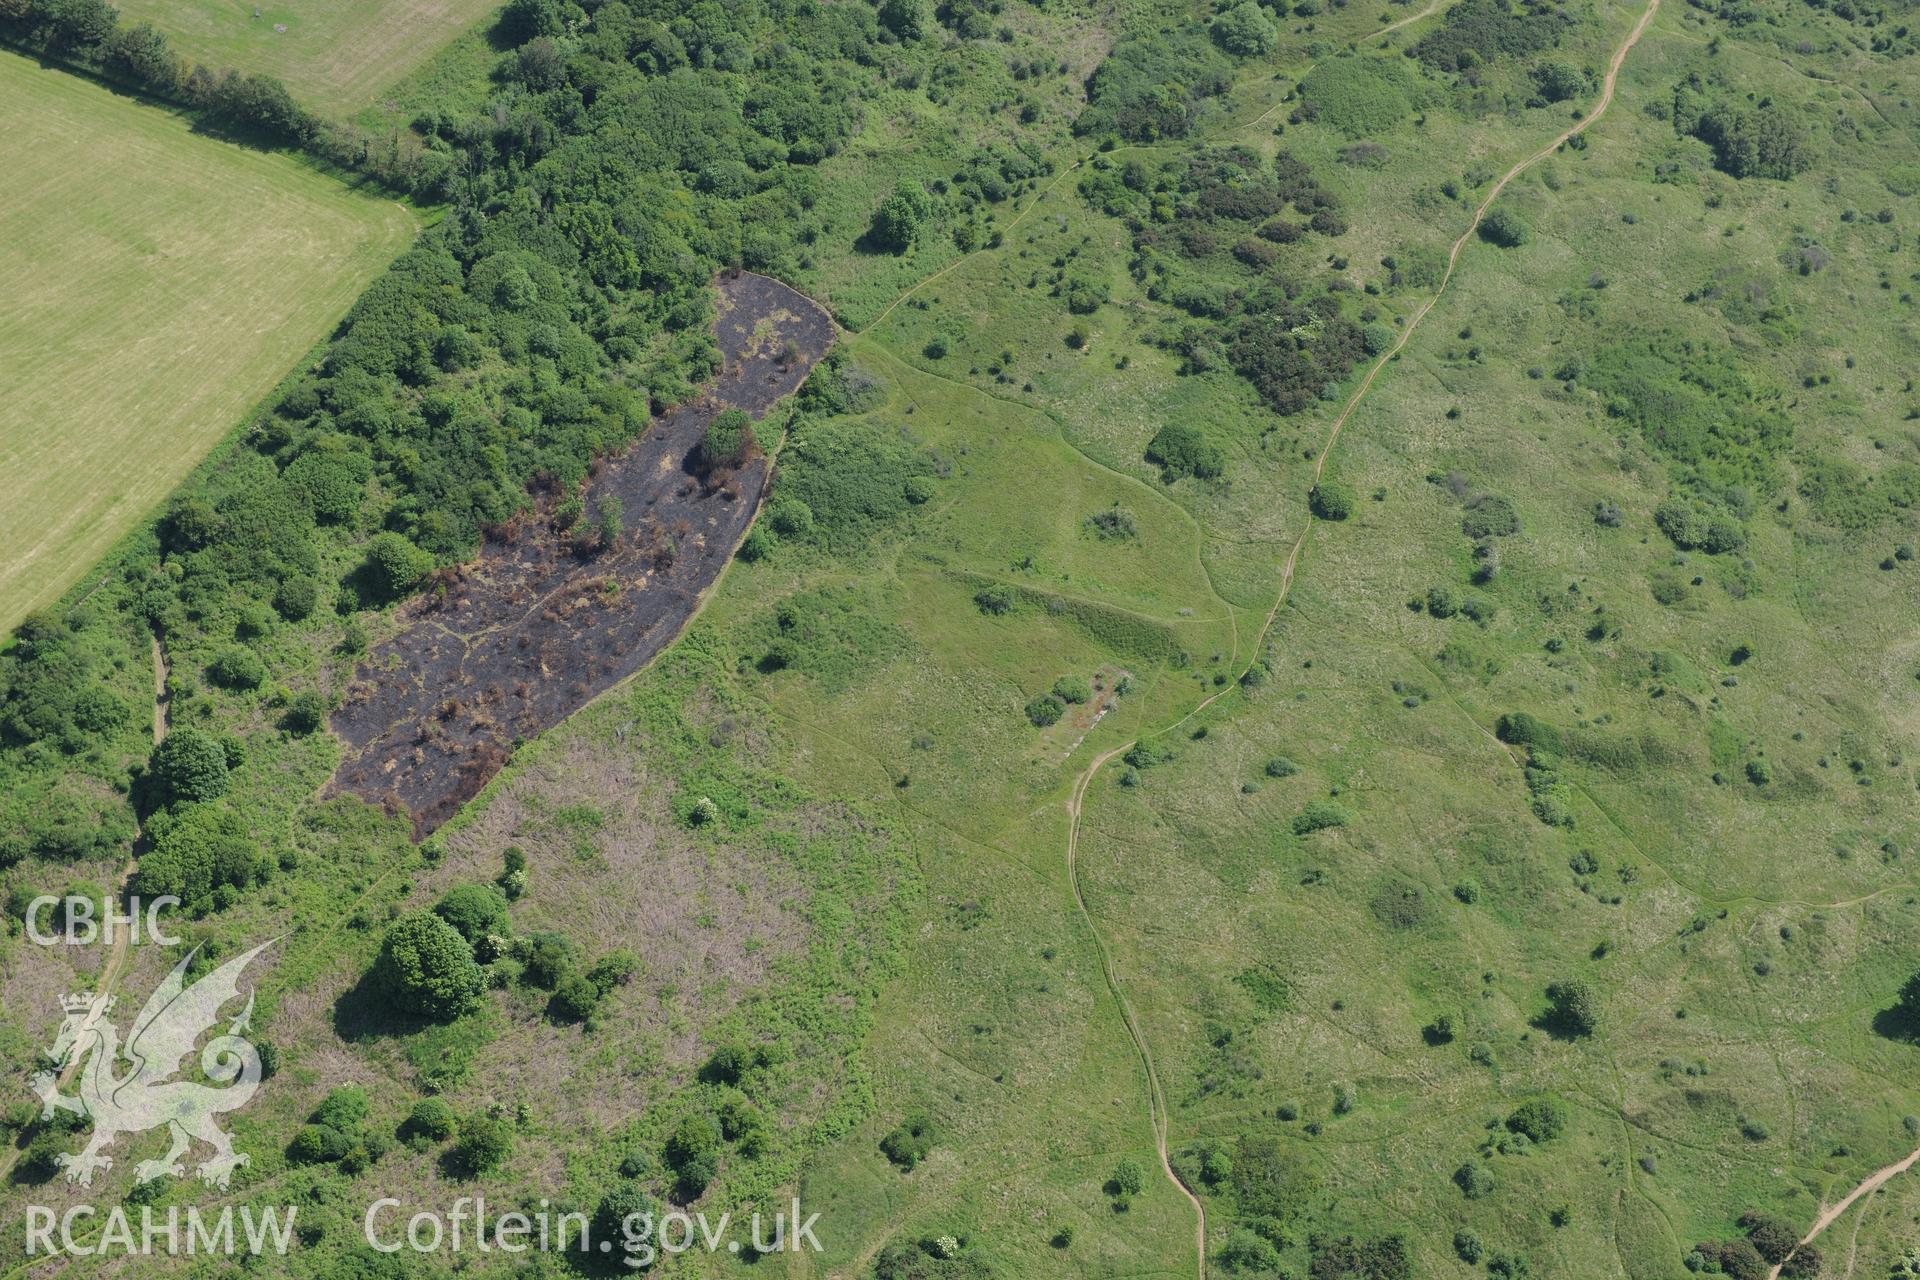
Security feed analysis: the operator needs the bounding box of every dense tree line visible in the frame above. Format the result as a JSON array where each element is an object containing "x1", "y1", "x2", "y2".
[
  {"x1": 0, "y1": 603, "x2": 143, "y2": 866},
  {"x1": 134, "y1": 0, "x2": 892, "y2": 588},
  {"x1": 0, "y1": 0, "x2": 926, "y2": 867},
  {"x1": 0, "y1": 0, "x2": 315, "y2": 145}
]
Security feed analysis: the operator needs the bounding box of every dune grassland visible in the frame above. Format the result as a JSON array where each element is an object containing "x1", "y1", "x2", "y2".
[{"x1": 3, "y1": 0, "x2": 1920, "y2": 1273}]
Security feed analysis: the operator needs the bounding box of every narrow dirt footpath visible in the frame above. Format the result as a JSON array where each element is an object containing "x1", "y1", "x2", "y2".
[
  {"x1": 1058, "y1": 2, "x2": 1663, "y2": 1273},
  {"x1": 66, "y1": 636, "x2": 168, "y2": 1060},
  {"x1": 0, "y1": 635, "x2": 164, "y2": 1187},
  {"x1": 1063, "y1": 743, "x2": 1208, "y2": 1276}
]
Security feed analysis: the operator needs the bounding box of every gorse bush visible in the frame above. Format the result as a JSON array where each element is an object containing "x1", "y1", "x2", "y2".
[
  {"x1": 1545, "y1": 979, "x2": 1599, "y2": 1036},
  {"x1": 1455, "y1": 1160, "x2": 1496, "y2": 1198},
  {"x1": 1026, "y1": 694, "x2": 1066, "y2": 727},
  {"x1": 880, "y1": 1112, "x2": 937, "y2": 1169},
  {"x1": 273, "y1": 577, "x2": 318, "y2": 621},
  {"x1": 371, "y1": 912, "x2": 486, "y2": 1022},
  {"x1": 869, "y1": 182, "x2": 937, "y2": 253},
  {"x1": 404, "y1": 1098, "x2": 457, "y2": 1144},
  {"x1": 1532, "y1": 60, "x2": 1585, "y2": 102},
  {"x1": 434, "y1": 884, "x2": 510, "y2": 947},
  {"x1": 282, "y1": 450, "x2": 366, "y2": 524},
  {"x1": 1146, "y1": 423, "x2": 1225, "y2": 480},
  {"x1": 133, "y1": 803, "x2": 265, "y2": 910},
  {"x1": 1412, "y1": 0, "x2": 1570, "y2": 72},
  {"x1": 1298, "y1": 57, "x2": 1416, "y2": 136},
  {"x1": 1505, "y1": 1096, "x2": 1567, "y2": 1142},
  {"x1": 206, "y1": 646, "x2": 266, "y2": 691},
  {"x1": 283, "y1": 690, "x2": 327, "y2": 735},
  {"x1": 1077, "y1": 29, "x2": 1232, "y2": 141},
  {"x1": 362, "y1": 533, "x2": 434, "y2": 603},
  {"x1": 1052, "y1": 675, "x2": 1092, "y2": 704},
  {"x1": 1673, "y1": 76, "x2": 1815, "y2": 180},
  {"x1": 452, "y1": 1114, "x2": 513, "y2": 1175},
  {"x1": 698, "y1": 409, "x2": 757, "y2": 471},
  {"x1": 1479, "y1": 207, "x2": 1530, "y2": 248},
  {"x1": 1310, "y1": 481, "x2": 1356, "y2": 521},
  {"x1": 148, "y1": 728, "x2": 231, "y2": 806},
  {"x1": 1211, "y1": 1, "x2": 1277, "y2": 55}
]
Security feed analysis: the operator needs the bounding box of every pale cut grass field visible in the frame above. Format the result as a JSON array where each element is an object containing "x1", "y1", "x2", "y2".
[
  {"x1": 115, "y1": 0, "x2": 506, "y2": 116},
  {"x1": 0, "y1": 51, "x2": 415, "y2": 631}
]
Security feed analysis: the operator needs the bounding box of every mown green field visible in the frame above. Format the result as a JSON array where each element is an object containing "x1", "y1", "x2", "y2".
[
  {"x1": 113, "y1": 0, "x2": 506, "y2": 116},
  {"x1": 0, "y1": 50, "x2": 414, "y2": 633}
]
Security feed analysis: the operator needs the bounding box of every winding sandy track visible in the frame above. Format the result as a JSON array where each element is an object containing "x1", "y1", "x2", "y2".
[
  {"x1": 1063, "y1": 741, "x2": 1207, "y2": 1274},
  {"x1": 1770, "y1": 1143, "x2": 1920, "y2": 1279},
  {"x1": 1058, "y1": 1, "x2": 1663, "y2": 1272}
]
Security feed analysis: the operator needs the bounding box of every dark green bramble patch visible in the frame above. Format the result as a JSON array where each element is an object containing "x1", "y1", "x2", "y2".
[
  {"x1": 1075, "y1": 28, "x2": 1232, "y2": 142},
  {"x1": 1086, "y1": 507, "x2": 1139, "y2": 540},
  {"x1": 774, "y1": 419, "x2": 941, "y2": 552},
  {"x1": 1412, "y1": 0, "x2": 1572, "y2": 72},
  {"x1": 1673, "y1": 73, "x2": 1815, "y2": 182},
  {"x1": 1369, "y1": 878, "x2": 1434, "y2": 930},
  {"x1": 1297, "y1": 56, "x2": 1419, "y2": 137},
  {"x1": 1293, "y1": 798, "x2": 1353, "y2": 835},
  {"x1": 1087, "y1": 145, "x2": 1368, "y2": 416},
  {"x1": 1146, "y1": 423, "x2": 1225, "y2": 481},
  {"x1": 956, "y1": 573, "x2": 1179, "y2": 663},
  {"x1": 1233, "y1": 966, "x2": 1293, "y2": 1014},
  {"x1": 753, "y1": 584, "x2": 908, "y2": 693}
]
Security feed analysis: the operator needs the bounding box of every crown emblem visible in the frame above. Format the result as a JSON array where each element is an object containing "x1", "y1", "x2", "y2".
[{"x1": 61, "y1": 992, "x2": 111, "y2": 1014}]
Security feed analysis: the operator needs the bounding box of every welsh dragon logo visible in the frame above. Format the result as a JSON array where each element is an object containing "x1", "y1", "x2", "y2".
[{"x1": 31, "y1": 942, "x2": 274, "y2": 1189}]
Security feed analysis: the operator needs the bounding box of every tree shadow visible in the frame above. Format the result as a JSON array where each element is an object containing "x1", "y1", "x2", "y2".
[
  {"x1": 435, "y1": 1147, "x2": 482, "y2": 1181},
  {"x1": 851, "y1": 224, "x2": 906, "y2": 257},
  {"x1": 1529, "y1": 1010, "x2": 1586, "y2": 1043},
  {"x1": 330, "y1": 971, "x2": 435, "y2": 1042},
  {"x1": 482, "y1": 10, "x2": 532, "y2": 53},
  {"x1": 1873, "y1": 1004, "x2": 1920, "y2": 1043}
]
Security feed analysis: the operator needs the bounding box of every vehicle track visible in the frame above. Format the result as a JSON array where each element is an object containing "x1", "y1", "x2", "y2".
[
  {"x1": 1770, "y1": 1143, "x2": 1920, "y2": 1280},
  {"x1": 1058, "y1": 1, "x2": 1662, "y2": 1271}
]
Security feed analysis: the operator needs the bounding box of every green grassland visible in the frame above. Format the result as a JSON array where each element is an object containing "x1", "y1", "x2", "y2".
[
  {"x1": 0, "y1": 50, "x2": 413, "y2": 632},
  {"x1": 717, "y1": 0, "x2": 1920, "y2": 1269},
  {"x1": 112, "y1": 0, "x2": 508, "y2": 116},
  {"x1": 6, "y1": 0, "x2": 1920, "y2": 1271}
]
